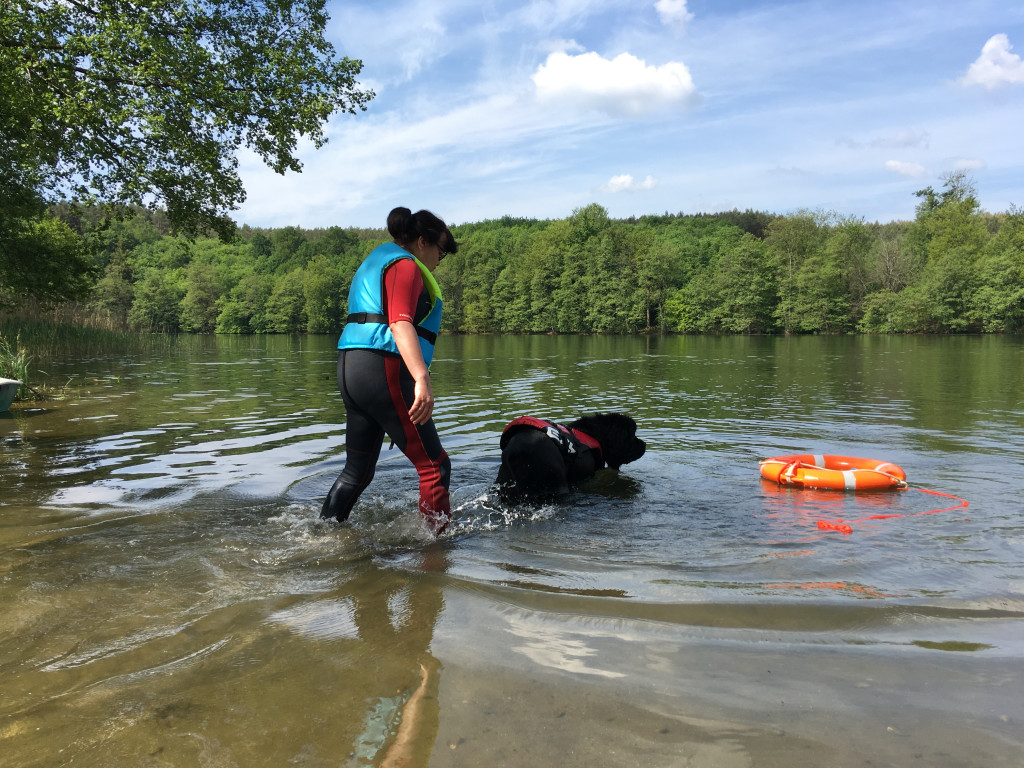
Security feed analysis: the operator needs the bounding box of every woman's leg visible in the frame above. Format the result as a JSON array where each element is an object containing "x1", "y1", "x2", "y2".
[
  {"x1": 382, "y1": 356, "x2": 451, "y2": 534},
  {"x1": 321, "y1": 350, "x2": 450, "y2": 533},
  {"x1": 320, "y1": 351, "x2": 386, "y2": 521}
]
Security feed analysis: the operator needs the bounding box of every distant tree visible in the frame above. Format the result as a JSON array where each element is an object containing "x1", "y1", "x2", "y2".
[
  {"x1": 972, "y1": 208, "x2": 1024, "y2": 332},
  {"x1": 709, "y1": 209, "x2": 777, "y2": 239},
  {"x1": 857, "y1": 289, "x2": 916, "y2": 334},
  {"x1": 526, "y1": 220, "x2": 570, "y2": 333},
  {"x1": 554, "y1": 250, "x2": 588, "y2": 333},
  {"x1": 304, "y1": 255, "x2": 344, "y2": 333},
  {"x1": 790, "y1": 245, "x2": 850, "y2": 333},
  {"x1": 249, "y1": 233, "x2": 273, "y2": 261},
  {"x1": 766, "y1": 212, "x2": 826, "y2": 333},
  {"x1": 13, "y1": 191, "x2": 1020, "y2": 336},
  {"x1": 566, "y1": 203, "x2": 611, "y2": 248},
  {"x1": 318, "y1": 226, "x2": 360, "y2": 257},
  {"x1": 90, "y1": 241, "x2": 134, "y2": 326},
  {"x1": 130, "y1": 237, "x2": 193, "y2": 273},
  {"x1": 445, "y1": 232, "x2": 504, "y2": 333},
  {"x1": 631, "y1": 229, "x2": 674, "y2": 331},
  {"x1": 869, "y1": 223, "x2": 916, "y2": 293},
  {"x1": 580, "y1": 226, "x2": 631, "y2": 332},
  {"x1": 262, "y1": 227, "x2": 308, "y2": 274},
  {"x1": 215, "y1": 299, "x2": 252, "y2": 335},
  {"x1": 827, "y1": 217, "x2": 874, "y2": 314},
  {"x1": 781, "y1": 215, "x2": 867, "y2": 334},
  {"x1": 180, "y1": 263, "x2": 221, "y2": 333},
  {"x1": 713, "y1": 234, "x2": 777, "y2": 332},
  {"x1": 128, "y1": 270, "x2": 185, "y2": 332},
  {"x1": 215, "y1": 271, "x2": 273, "y2": 333},
  {"x1": 908, "y1": 173, "x2": 988, "y2": 332},
  {"x1": 264, "y1": 270, "x2": 307, "y2": 333},
  {"x1": 483, "y1": 225, "x2": 538, "y2": 333},
  {"x1": 670, "y1": 233, "x2": 775, "y2": 333},
  {"x1": 0, "y1": 206, "x2": 95, "y2": 308}
]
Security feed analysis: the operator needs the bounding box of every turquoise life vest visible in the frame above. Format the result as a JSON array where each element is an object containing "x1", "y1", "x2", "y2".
[{"x1": 338, "y1": 242, "x2": 443, "y2": 367}]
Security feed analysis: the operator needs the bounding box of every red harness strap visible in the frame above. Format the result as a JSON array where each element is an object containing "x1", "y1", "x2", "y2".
[
  {"x1": 502, "y1": 415, "x2": 559, "y2": 436},
  {"x1": 570, "y1": 428, "x2": 602, "y2": 457},
  {"x1": 501, "y1": 416, "x2": 603, "y2": 463}
]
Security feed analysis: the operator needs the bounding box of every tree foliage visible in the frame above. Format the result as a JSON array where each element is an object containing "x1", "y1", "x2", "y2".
[
  {"x1": 1, "y1": 0, "x2": 372, "y2": 309},
  {"x1": 12, "y1": 177, "x2": 1022, "y2": 337},
  {"x1": 1, "y1": 0, "x2": 372, "y2": 236},
  {"x1": 0, "y1": 206, "x2": 97, "y2": 308}
]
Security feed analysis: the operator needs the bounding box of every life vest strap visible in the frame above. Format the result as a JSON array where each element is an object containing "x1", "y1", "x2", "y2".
[
  {"x1": 347, "y1": 312, "x2": 387, "y2": 324},
  {"x1": 347, "y1": 313, "x2": 437, "y2": 344}
]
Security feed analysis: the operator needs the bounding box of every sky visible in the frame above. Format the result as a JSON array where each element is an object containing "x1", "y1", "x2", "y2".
[{"x1": 234, "y1": 0, "x2": 1024, "y2": 230}]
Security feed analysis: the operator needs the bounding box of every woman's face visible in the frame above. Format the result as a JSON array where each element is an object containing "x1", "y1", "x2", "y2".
[{"x1": 411, "y1": 236, "x2": 446, "y2": 271}]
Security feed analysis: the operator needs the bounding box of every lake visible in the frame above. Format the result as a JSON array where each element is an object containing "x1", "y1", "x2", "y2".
[{"x1": 1, "y1": 333, "x2": 1022, "y2": 767}]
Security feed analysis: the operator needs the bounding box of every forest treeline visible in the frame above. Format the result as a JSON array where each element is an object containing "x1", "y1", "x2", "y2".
[{"x1": 29, "y1": 173, "x2": 1024, "y2": 335}]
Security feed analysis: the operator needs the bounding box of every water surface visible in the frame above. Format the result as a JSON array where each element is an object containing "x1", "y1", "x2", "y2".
[{"x1": 2, "y1": 334, "x2": 1022, "y2": 766}]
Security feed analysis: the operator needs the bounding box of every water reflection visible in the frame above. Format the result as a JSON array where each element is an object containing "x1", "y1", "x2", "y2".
[
  {"x1": 2, "y1": 334, "x2": 1023, "y2": 765},
  {"x1": 273, "y1": 550, "x2": 449, "y2": 767}
]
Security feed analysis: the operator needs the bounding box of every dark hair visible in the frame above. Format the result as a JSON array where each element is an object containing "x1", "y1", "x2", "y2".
[{"x1": 387, "y1": 207, "x2": 458, "y2": 255}]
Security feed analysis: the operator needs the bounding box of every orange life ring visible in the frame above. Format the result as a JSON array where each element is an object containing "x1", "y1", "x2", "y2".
[{"x1": 759, "y1": 454, "x2": 907, "y2": 491}]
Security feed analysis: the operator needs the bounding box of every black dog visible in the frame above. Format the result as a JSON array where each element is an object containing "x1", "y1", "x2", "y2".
[{"x1": 496, "y1": 413, "x2": 646, "y2": 501}]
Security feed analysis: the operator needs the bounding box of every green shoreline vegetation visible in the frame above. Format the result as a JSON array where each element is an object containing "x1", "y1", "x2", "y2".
[
  {"x1": 2, "y1": 173, "x2": 1022, "y2": 401},
  {"x1": 9, "y1": 172, "x2": 1024, "y2": 336}
]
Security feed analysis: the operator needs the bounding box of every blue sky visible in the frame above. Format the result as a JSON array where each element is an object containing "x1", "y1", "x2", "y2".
[{"x1": 235, "y1": 0, "x2": 1024, "y2": 230}]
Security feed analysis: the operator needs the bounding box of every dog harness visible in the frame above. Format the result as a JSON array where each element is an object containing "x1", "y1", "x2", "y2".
[{"x1": 500, "y1": 416, "x2": 604, "y2": 467}]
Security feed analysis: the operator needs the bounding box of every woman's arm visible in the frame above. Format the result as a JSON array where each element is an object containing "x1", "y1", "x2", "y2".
[
  {"x1": 390, "y1": 320, "x2": 434, "y2": 425},
  {"x1": 384, "y1": 259, "x2": 434, "y2": 425}
]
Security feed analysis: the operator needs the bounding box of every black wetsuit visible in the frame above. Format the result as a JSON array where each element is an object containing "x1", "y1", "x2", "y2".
[{"x1": 320, "y1": 348, "x2": 451, "y2": 532}]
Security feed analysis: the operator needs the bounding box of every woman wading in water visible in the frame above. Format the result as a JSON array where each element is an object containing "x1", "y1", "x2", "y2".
[{"x1": 321, "y1": 207, "x2": 457, "y2": 535}]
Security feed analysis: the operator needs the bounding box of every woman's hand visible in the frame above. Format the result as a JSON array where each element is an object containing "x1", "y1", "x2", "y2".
[{"x1": 408, "y1": 374, "x2": 434, "y2": 425}]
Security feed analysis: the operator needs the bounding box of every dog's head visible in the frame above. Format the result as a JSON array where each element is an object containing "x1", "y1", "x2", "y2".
[{"x1": 570, "y1": 412, "x2": 646, "y2": 470}]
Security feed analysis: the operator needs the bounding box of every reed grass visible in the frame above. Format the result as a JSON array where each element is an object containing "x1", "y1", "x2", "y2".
[
  {"x1": 0, "y1": 332, "x2": 31, "y2": 401},
  {"x1": 2, "y1": 304, "x2": 175, "y2": 353},
  {"x1": 1, "y1": 305, "x2": 179, "y2": 400}
]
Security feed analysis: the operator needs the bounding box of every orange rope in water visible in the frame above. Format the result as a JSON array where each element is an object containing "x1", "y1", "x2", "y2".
[{"x1": 816, "y1": 487, "x2": 968, "y2": 534}]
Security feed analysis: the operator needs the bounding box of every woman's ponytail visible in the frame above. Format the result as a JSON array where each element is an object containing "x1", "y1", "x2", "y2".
[{"x1": 386, "y1": 207, "x2": 458, "y2": 256}]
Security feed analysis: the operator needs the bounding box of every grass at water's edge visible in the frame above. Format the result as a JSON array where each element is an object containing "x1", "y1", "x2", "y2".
[
  {"x1": 0, "y1": 331, "x2": 31, "y2": 401},
  {"x1": 0, "y1": 314, "x2": 177, "y2": 401}
]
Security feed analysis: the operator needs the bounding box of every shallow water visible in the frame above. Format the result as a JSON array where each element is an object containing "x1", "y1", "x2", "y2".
[{"x1": 1, "y1": 334, "x2": 1022, "y2": 767}]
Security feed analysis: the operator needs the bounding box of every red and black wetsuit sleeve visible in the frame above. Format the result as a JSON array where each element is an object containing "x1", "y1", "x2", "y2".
[{"x1": 383, "y1": 259, "x2": 426, "y2": 325}]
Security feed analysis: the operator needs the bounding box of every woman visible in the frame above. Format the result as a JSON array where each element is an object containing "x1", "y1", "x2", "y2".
[{"x1": 321, "y1": 207, "x2": 457, "y2": 535}]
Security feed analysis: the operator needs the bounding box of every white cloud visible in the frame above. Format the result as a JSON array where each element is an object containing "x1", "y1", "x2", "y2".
[
  {"x1": 532, "y1": 51, "x2": 696, "y2": 116},
  {"x1": 885, "y1": 160, "x2": 928, "y2": 178},
  {"x1": 837, "y1": 129, "x2": 930, "y2": 151},
  {"x1": 236, "y1": 84, "x2": 616, "y2": 226},
  {"x1": 960, "y1": 33, "x2": 1024, "y2": 89},
  {"x1": 329, "y1": 4, "x2": 450, "y2": 83},
  {"x1": 236, "y1": 2, "x2": 1024, "y2": 228},
  {"x1": 655, "y1": 0, "x2": 693, "y2": 28},
  {"x1": 952, "y1": 157, "x2": 984, "y2": 171},
  {"x1": 600, "y1": 174, "x2": 658, "y2": 192},
  {"x1": 540, "y1": 38, "x2": 586, "y2": 55}
]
